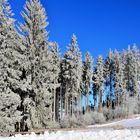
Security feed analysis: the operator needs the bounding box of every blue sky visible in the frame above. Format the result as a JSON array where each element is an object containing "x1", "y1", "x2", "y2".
[{"x1": 9, "y1": 0, "x2": 140, "y2": 61}]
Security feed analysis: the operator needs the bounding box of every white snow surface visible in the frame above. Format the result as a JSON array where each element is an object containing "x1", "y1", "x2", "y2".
[
  {"x1": 89, "y1": 116, "x2": 140, "y2": 128},
  {"x1": 0, "y1": 116, "x2": 140, "y2": 140},
  {"x1": 0, "y1": 130, "x2": 140, "y2": 140}
]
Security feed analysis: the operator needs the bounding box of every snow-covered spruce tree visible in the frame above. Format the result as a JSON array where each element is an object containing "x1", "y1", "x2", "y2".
[
  {"x1": 48, "y1": 42, "x2": 60, "y2": 122},
  {"x1": 82, "y1": 52, "x2": 93, "y2": 111},
  {"x1": 92, "y1": 66, "x2": 100, "y2": 110},
  {"x1": 92, "y1": 69, "x2": 98, "y2": 110},
  {"x1": 131, "y1": 44, "x2": 140, "y2": 96},
  {"x1": 19, "y1": 0, "x2": 52, "y2": 129},
  {"x1": 136, "y1": 47, "x2": 140, "y2": 96},
  {"x1": 61, "y1": 34, "x2": 82, "y2": 116},
  {"x1": 0, "y1": 0, "x2": 23, "y2": 133},
  {"x1": 114, "y1": 50, "x2": 126, "y2": 106},
  {"x1": 93, "y1": 55, "x2": 104, "y2": 112},
  {"x1": 122, "y1": 46, "x2": 134, "y2": 96},
  {"x1": 104, "y1": 49, "x2": 114, "y2": 109},
  {"x1": 35, "y1": 41, "x2": 54, "y2": 128}
]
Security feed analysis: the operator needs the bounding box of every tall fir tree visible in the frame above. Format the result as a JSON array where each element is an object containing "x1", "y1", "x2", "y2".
[
  {"x1": 83, "y1": 52, "x2": 93, "y2": 111},
  {"x1": 19, "y1": 0, "x2": 51, "y2": 129},
  {"x1": 49, "y1": 42, "x2": 60, "y2": 121},
  {"x1": 104, "y1": 49, "x2": 114, "y2": 109},
  {"x1": 92, "y1": 68, "x2": 98, "y2": 109},
  {"x1": 0, "y1": 0, "x2": 23, "y2": 133},
  {"x1": 131, "y1": 44, "x2": 140, "y2": 96},
  {"x1": 61, "y1": 34, "x2": 82, "y2": 116},
  {"x1": 93, "y1": 55, "x2": 104, "y2": 112},
  {"x1": 114, "y1": 50, "x2": 126, "y2": 106},
  {"x1": 123, "y1": 46, "x2": 133, "y2": 96}
]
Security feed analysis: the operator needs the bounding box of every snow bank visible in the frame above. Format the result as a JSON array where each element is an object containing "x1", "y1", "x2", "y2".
[{"x1": 0, "y1": 129, "x2": 140, "y2": 140}]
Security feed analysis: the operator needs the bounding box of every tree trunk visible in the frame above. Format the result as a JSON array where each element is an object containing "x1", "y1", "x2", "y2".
[
  {"x1": 87, "y1": 94, "x2": 89, "y2": 112},
  {"x1": 109, "y1": 76, "x2": 112, "y2": 109},
  {"x1": 53, "y1": 88, "x2": 56, "y2": 122},
  {"x1": 60, "y1": 86, "x2": 63, "y2": 120},
  {"x1": 71, "y1": 95, "x2": 73, "y2": 116},
  {"x1": 65, "y1": 94, "x2": 67, "y2": 116},
  {"x1": 67, "y1": 96, "x2": 69, "y2": 115},
  {"x1": 80, "y1": 93, "x2": 82, "y2": 112},
  {"x1": 84, "y1": 95, "x2": 87, "y2": 112},
  {"x1": 78, "y1": 94, "x2": 82, "y2": 115},
  {"x1": 99, "y1": 90, "x2": 103, "y2": 112},
  {"x1": 56, "y1": 88, "x2": 60, "y2": 121},
  {"x1": 116, "y1": 93, "x2": 119, "y2": 106},
  {"x1": 93, "y1": 95, "x2": 96, "y2": 110}
]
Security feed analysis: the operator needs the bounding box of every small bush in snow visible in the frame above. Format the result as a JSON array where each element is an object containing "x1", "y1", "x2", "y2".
[
  {"x1": 46, "y1": 121, "x2": 60, "y2": 129},
  {"x1": 102, "y1": 107, "x2": 110, "y2": 121},
  {"x1": 60, "y1": 115, "x2": 82, "y2": 128},
  {"x1": 81, "y1": 111, "x2": 106, "y2": 125},
  {"x1": 113, "y1": 106, "x2": 128, "y2": 119},
  {"x1": 137, "y1": 99, "x2": 140, "y2": 114},
  {"x1": 91, "y1": 111, "x2": 106, "y2": 124},
  {"x1": 81, "y1": 113, "x2": 95, "y2": 125},
  {"x1": 103, "y1": 107, "x2": 128, "y2": 121},
  {"x1": 126, "y1": 96, "x2": 139, "y2": 115},
  {"x1": 108, "y1": 109, "x2": 115, "y2": 120},
  {"x1": 69, "y1": 115, "x2": 82, "y2": 128},
  {"x1": 60, "y1": 115, "x2": 70, "y2": 128}
]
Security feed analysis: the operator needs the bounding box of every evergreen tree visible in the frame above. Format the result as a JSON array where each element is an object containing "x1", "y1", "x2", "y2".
[
  {"x1": 83, "y1": 52, "x2": 93, "y2": 111},
  {"x1": 104, "y1": 49, "x2": 114, "y2": 109},
  {"x1": 93, "y1": 55, "x2": 104, "y2": 112},
  {"x1": 49, "y1": 42, "x2": 60, "y2": 121},
  {"x1": 114, "y1": 50, "x2": 125, "y2": 106},
  {"x1": 123, "y1": 46, "x2": 133, "y2": 95},
  {"x1": 92, "y1": 68, "x2": 98, "y2": 110},
  {"x1": 0, "y1": 0, "x2": 23, "y2": 133},
  {"x1": 131, "y1": 44, "x2": 140, "y2": 96},
  {"x1": 61, "y1": 34, "x2": 82, "y2": 116},
  {"x1": 19, "y1": 0, "x2": 51, "y2": 129}
]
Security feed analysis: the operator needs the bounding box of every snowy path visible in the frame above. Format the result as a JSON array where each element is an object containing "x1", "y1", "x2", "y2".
[{"x1": 89, "y1": 116, "x2": 140, "y2": 129}]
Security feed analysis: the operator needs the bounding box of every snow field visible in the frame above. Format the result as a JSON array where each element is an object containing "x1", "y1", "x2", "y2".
[
  {"x1": 0, "y1": 129, "x2": 140, "y2": 140},
  {"x1": 89, "y1": 116, "x2": 140, "y2": 128}
]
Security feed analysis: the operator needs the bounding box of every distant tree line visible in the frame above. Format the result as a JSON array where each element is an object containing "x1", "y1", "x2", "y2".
[{"x1": 0, "y1": 0, "x2": 140, "y2": 134}]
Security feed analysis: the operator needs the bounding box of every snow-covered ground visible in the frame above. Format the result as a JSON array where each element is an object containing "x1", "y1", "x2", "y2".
[
  {"x1": 0, "y1": 116, "x2": 140, "y2": 140},
  {"x1": 0, "y1": 130, "x2": 140, "y2": 140},
  {"x1": 89, "y1": 116, "x2": 140, "y2": 129}
]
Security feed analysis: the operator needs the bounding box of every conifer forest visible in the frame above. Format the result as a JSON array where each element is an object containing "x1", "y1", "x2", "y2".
[{"x1": 0, "y1": 0, "x2": 140, "y2": 134}]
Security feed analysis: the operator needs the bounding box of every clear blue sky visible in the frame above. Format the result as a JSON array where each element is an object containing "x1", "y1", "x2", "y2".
[{"x1": 9, "y1": 0, "x2": 140, "y2": 60}]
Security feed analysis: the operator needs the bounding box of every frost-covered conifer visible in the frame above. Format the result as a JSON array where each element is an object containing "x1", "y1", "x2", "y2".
[
  {"x1": 93, "y1": 55, "x2": 104, "y2": 112},
  {"x1": 123, "y1": 46, "x2": 133, "y2": 95},
  {"x1": 114, "y1": 50, "x2": 125, "y2": 106},
  {"x1": 0, "y1": 0, "x2": 23, "y2": 133},
  {"x1": 49, "y1": 42, "x2": 60, "y2": 121},
  {"x1": 131, "y1": 44, "x2": 140, "y2": 96},
  {"x1": 49, "y1": 42, "x2": 60, "y2": 85},
  {"x1": 19, "y1": 0, "x2": 51, "y2": 129},
  {"x1": 83, "y1": 52, "x2": 93, "y2": 111},
  {"x1": 61, "y1": 34, "x2": 82, "y2": 116},
  {"x1": 104, "y1": 49, "x2": 114, "y2": 109}
]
